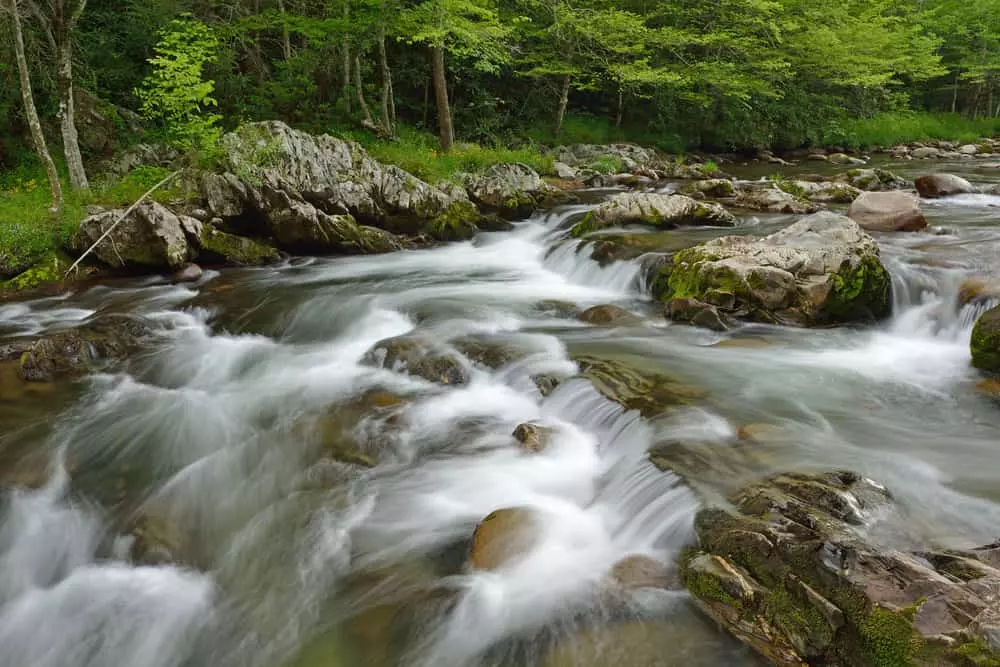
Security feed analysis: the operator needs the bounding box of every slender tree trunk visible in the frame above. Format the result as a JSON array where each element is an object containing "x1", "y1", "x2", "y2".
[
  {"x1": 430, "y1": 46, "x2": 453, "y2": 152},
  {"x1": 422, "y1": 77, "x2": 430, "y2": 129},
  {"x1": 277, "y1": 0, "x2": 291, "y2": 60},
  {"x1": 951, "y1": 71, "x2": 960, "y2": 113},
  {"x1": 9, "y1": 0, "x2": 63, "y2": 214},
  {"x1": 376, "y1": 16, "x2": 393, "y2": 134},
  {"x1": 55, "y1": 34, "x2": 88, "y2": 190},
  {"x1": 341, "y1": 2, "x2": 351, "y2": 114},
  {"x1": 615, "y1": 87, "x2": 624, "y2": 129},
  {"x1": 353, "y1": 55, "x2": 373, "y2": 124},
  {"x1": 554, "y1": 74, "x2": 571, "y2": 136}
]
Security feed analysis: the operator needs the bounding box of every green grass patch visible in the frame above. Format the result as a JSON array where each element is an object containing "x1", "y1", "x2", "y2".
[
  {"x1": 824, "y1": 112, "x2": 1000, "y2": 149},
  {"x1": 527, "y1": 114, "x2": 688, "y2": 154}
]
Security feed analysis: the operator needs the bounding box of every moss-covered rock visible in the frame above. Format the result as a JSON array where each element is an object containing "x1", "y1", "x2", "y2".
[
  {"x1": 198, "y1": 226, "x2": 281, "y2": 265},
  {"x1": 0, "y1": 253, "x2": 77, "y2": 296},
  {"x1": 571, "y1": 193, "x2": 737, "y2": 237},
  {"x1": 661, "y1": 212, "x2": 891, "y2": 327},
  {"x1": 681, "y1": 471, "x2": 1000, "y2": 667},
  {"x1": 735, "y1": 186, "x2": 817, "y2": 214},
  {"x1": 426, "y1": 199, "x2": 481, "y2": 241},
  {"x1": 971, "y1": 305, "x2": 1000, "y2": 372}
]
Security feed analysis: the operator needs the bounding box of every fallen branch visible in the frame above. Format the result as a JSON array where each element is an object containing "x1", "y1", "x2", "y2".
[{"x1": 64, "y1": 170, "x2": 181, "y2": 277}]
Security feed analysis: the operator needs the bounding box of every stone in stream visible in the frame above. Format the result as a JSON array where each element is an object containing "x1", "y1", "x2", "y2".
[
  {"x1": 837, "y1": 168, "x2": 909, "y2": 192},
  {"x1": 682, "y1": 178, "x2": 737, "y2": 198},
  {"x1": 666, "y1": 297, "x2": 730, "y2": 332},
  {"x1": 609, "y1": 554, "x2": 675, "y2": 590},
  {"x1": 971, "y1": 304, "x2": 1000, "y2": 372},
  {"x1": 578, "y1": 304, "x2": 642, "y2": 326},
  {"x1": 911, "y1": 146, "x2": 942, "y2": 159},
  {"x1": 958, "y1": 277, "x2": 1000, "y2": 308},
  {"x1": 847, "y1": 191, "x2": 928, "y2": 232},
  {"x1": 680, "y1": 471, "x2": 1000, "y2": 666},
  {"x1": 784, "y1": 181, "x2": 861, "y2": 204},
  {"x1": 570, "y1": 193, "x2": 737, "y2": 237},
  {"x1": 512, "y1": 423, "x2": 553, "y2": 453},
  {"x1": 915, "y1": 173, "x2": 975, "y2": 198},
  {"x1": 1, "y1": 314, "x2": 151, "y2": 382},
  {"x1": 575, "y1": 355, "x2": 707, "y2": 417},
  {"x1": 362, "y1": 335, "x2": 469, "y2": 385},
  {"x1": 734, "y1": 186, "x2": 816, "y2": 214},
  {"x1": 656, "y1": 212, "x2": 892, "y2": 327},
  {"x1": 172, "y1": 263, "x2": 203, "y2": 283},
  {"x1": 468, "y1": 507, "x2": 539, "y2": 571}
]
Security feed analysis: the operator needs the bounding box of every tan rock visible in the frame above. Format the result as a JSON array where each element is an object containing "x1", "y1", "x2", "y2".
[
  {"x1": 847, "y1": 191, "x2": 927, "y2": 232},
  {"x1": 468, "y1": 507, "x2": 539, "y2": 571}
]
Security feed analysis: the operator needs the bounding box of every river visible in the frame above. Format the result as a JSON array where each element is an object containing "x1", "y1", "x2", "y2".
[{"x1": 1, "y1": 157, "x2": 999, "y2": 667}]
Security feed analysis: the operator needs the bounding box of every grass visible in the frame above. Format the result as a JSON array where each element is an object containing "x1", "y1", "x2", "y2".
[
  {"x1": 343, "y1": 125, "x2": 556, "y2": 183},
  {"x1": 824, "y1": 111, "x2": 1000, "y2": 149},
  {"x1": 527, "y1": 114, "x2": 689, "y2": 154},
  {"x1": 0, "y1": 164, "x2": 186, "y2": 276}
]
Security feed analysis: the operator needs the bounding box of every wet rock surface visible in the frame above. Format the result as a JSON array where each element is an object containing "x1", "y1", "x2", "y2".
[
  {"x1": 848, "y1": 191, "x2": 928, "y2": 232},
  {"x1": 971, "y1": 304, "x2": 1000, "y2": 372},
  {"x1": 915, "y1": 173, "x2": 975, "y2": 198},
  {"x1": 681, "y1": 471, "x2": 1000, "y2": 666},
  {"x1": 571, "y1": 193, "x2": 737, "y2": 237},
  {"x1": 363, "y1": 335, "x2": 469, "y2": 385}
]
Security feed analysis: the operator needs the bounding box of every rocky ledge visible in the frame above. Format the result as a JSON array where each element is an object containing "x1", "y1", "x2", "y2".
[{"x1": 681, "y1": 471, "x2": 1000, "y2": 667}]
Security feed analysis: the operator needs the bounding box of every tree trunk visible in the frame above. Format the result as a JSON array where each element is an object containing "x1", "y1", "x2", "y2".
[
  {"x1": 9, "y1": 0, "x2": 63, "y2": 214},
  {"x1": 55, "y1": 35, "x2": 88, "y2": 190},
  {"x1": 430, "y1": 46, "x2": 453, "y2": 152},
  {"x1": 277, "y1": 0, "x2": 291, "y2": 60},
  {"x1": 341, "y1": 2, "x2": 351, "y2": 114},
  {"x1": 951, "y1": 71, "x2": 960, "y2": 113},
  {"x1": 377, "y1": 17, "x2": 393, "y2": 134},
  {"x1": 615, "y1": 87, "x2": 624, "y2": 129},
  {"x1": 554, "y1": 75, "x2": 570, "y2": 136},
  {"x1": 353, "y1": 55, "x2": 373, "y2": 125}
]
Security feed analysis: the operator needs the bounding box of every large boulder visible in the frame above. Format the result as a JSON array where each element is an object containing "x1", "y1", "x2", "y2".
[
  {"x1": 197, "y1": 225, "x2": 281, "y2": 265},
  {"x1": 73, "y1": 88, "x2": 143, "y2": 157},
  {"x1": 571, "y1": 193, "x2": 736, "y2": 237},
  {"x1": 971, "y1": 305, "x2": 1000, "y2": 372},
  {"x1": 681, "y1": 471, "x2": 1000, "y2": 666},
  {"x1": 735, "y1": 187, "x2": 816, "y2": 214},
  {"x1": 0, "y1": 315, "x2": 151, "y2": 382},
  {"x1": 75, "y1": 201, "x2": 199, "y2": 270},
  {"x1": 658, "y1": 212, "x2": 891, "y2": 326},
  {"x1": 463, "y1": 163, "x2": 550, "y2": 216},
  {"x1": 915, "y1": 173, "x2": 975, "y2": 198},
  {"x1": 847, "y1": 191, "x2": 928, "y2": 232},
  {"x1": 552, "y1": 143, "x2": 660, "y2": 173}
]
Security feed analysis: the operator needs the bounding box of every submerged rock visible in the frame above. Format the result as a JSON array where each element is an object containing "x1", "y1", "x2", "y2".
[
  {"x1": 578, "y1": 304, "x2": 642, "y2": 326},
  {"x1": 971, "y1": 305, "x2": 1000, "y2": 372},
  {"x1": 75, "y1": 201, "x2": 197, "y2": 270},
  {"x1": 1, "y1": 315, "x2": 151, "y2": 382},
  {"x1": 915, "y1": 173, "x2": 975, "y2": 198},
  {"x1": 575, "y1": 355, "x2": 706, "y2": 417},
  {"x1": 468, "y1": 507, "x2": 539, "y2": 571},
  {"x1": 847, "y1": 191, "x2": 928, "y2": 232},
  {"x1": 571, "y1": 193, "x2": 736, "y2": 237},
  {"x1": 657, "y1": 212, "x2": 891, "y2": 326},
  {"x1": 609, "y1": 554, "x2": 675, "y2": 590},
  {"x1": 958, "y1": 277, "x2": 1000, "y2": 308},
  {"x1": 681, "y1": 471, "x2": 1000, "y2": 666},
  {"x1": 363, "y1": 336, "x2": 468, "y2": 385}
]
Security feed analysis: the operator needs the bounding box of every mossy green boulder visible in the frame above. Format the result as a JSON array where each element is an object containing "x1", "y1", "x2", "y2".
[
  {"x1": 681, "y1": 471, "x2": 1000, "y2": 667},
  {"x1": 971, "y1": 305, "x2": 1000, "y2": 372},
  {"x1": 658, "y1": 212, "x2": 891, "y2": 327},
  {"x1": 571, "y1": 193, "x2": 737, "y2": 237}
]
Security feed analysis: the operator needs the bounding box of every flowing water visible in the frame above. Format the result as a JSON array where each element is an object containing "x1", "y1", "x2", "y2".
[{"x1": 2, "y1": 158, "x2": 1000, "y2": 667}]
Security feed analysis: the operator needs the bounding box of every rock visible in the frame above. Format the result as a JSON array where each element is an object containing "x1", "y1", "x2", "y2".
[
  {"x1": 958, "y1": 278, "x2": 1000, "y2": 308},
  {"x1": 462, "y1": 162, "x2": 549, "y2": 216},
  {"x1": 666, "y1": 297, "x2": 729, "y2": 332},
  {"x1": 363, "y1": 336, "x2": 468, "y2": 385},
  {"x1": 847, "y1": 191, "x2": 928, "y2": 232},
  {"x1": 0, "y1": 315, "x2": 151, "y2": 382},
  {"x1": 971, "y1": 305, "x2": 1000, "y2": 372},
  {"x1": 468, "y1": 508, "x2": 539, "y2": 571},
  {"x1": 554, "y1": 162, "x2": 578, "y2": 180},
  {"x1": 553, "y1": 144, "x2": 660, "y2": 172},
  {"x1": 609, "y1": 555, "x2": 674, "y2": 590},
  {"x1": 453, "y1": 337, "x2": 524, "y2": 369},
  {"x1": 575, "y1": 355, "x2": 707, "y2": 417},
  {"x1": 578, "y1": 304, "x2": 641, "y2": 326},
  {"x1": 172, "y1": 263, "x2": 203, "y2": 283},
  {"x1": 104, "y1": 143, "x2": 179, "y2": 177},
  {"x1": 960, "y1": 144, "x2": 980, "y2": 155},
  {"x1": 735, "y1": 187, "x2": 816, "y2": 214},
  {"x1": 74, "y1": 88, "x2": 143, "y2": 156},
  {"x1": 543, "y1": 620, "x2": 722, "y2": 667},
  {"x1": 75, "y1": 201, "x2": 194, "y2": 270},
  {"x1": 658, "y1": 212, "x2": 891, "y2": 326},
  {"x1": 0, "y1": 252, "x2": 35, "y2": 280},
  {"x1": 683, "y1": 179, "x2": 736, "y2": 198},
  {"x1": 571, "y1": 193, "x2": 736, "y2": 237},
  {"x1": 838, "y1": 168, "x2": 908, "y2": 191},
  {"x1": 512, "y1": 423, "x2": 553, "y2": 453},
  {"x1": 911, "y1": 146, "x2": 941, "y2": 159},
  {"x1": 532, "y1": 374, "x2": 561, "y2": 397},
  {"x1": 807, "y1": 153, "x2": 829, "y2": 162},
  {"x1": 681, "y1": 471, "x2": 1000, "y2": 666},
  {"x1": 787, "y1": 181, "x2": 861, "y2": 204},
  {"x1": 827, "y1": 153, "x2": 854, "y2": 165},
  {"x1": 915, "y1": 173, "x2": 975, "y2": 198},
  {"x1": 128, "y1": 511, "x2": 189, "y2": 567},
  {"x1": 197, "y1": 225, "x2": 281, "y2": 265}
]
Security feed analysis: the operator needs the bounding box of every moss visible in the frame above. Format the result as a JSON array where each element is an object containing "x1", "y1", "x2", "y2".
[
  {"x1": 776, "y1": 180, "x2": 807, "y2": 198},
  {"x1": 427, "y1": 200, "x2": 480, "y2": 241},
  {"x1": 857, "y1": 605, "x2": 921, "y2": 667},
  {"x1": 570, "y1": 212, "x2": 601, "y2": 238},
  {"x1": 199, "y1": 227, "x2": 280, "y2": 265},
  {"x1": 971, "y1": 306, "x2": 1000, "y2": 372},
  {"x1": 680, "y1": 550, "x2": 744, "y2": 610},
  {"x1": 766, "y1": 585, "x2": 836, "y2": 653},
  {"x1": 825, "y1": 255, "x2": 891, "y2": 322},
  {"x1": 0, "y1": 253, "x2": 73, "y2": 295},
  {"x1": 952, "y1": 638, "x2": 1000, "y2": 666}
]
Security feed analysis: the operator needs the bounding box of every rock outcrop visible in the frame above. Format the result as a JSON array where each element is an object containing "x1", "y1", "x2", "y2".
[
  {"x1": 915, "y1": 173, "x2": 975, "y2": 198},
  {"x1": 971, "y1": 305, "x2": 1000, "y2": 372},
  {"x1": 681, "y1": 471, "x2": 1000, "y2": 666},
  {"x1": 571, "y1": 193, "x2": 736, "y2": 237},
  {"x1": 656, "y1": 212, "x2": 891, "y2": 326},
  {"x1": 847, "y1": 191, "x2": 928, "y2": 232},
  {"x1": 75, "y1": 201, "x2": 200, "y2": 270},
  {"x1": 463, "y1": 162, "x2": 552, "y2": 217}
]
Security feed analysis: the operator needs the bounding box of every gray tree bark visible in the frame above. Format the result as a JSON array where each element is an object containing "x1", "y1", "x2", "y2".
[
  {"x1": 52, "y1": 0, "x2": 89, "y2": 190},
  {"x1": 431, "y1": 46, "x2": 454, "y2": 152},
  {"x1": 555, "y1": 75, "x2": 571, "y2": 136},
  {"x1": 354, "y1": 54, "x2": 373, "y2": 125}
]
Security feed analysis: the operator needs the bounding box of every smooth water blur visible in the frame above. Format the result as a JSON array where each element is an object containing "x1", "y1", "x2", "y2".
[{"x1": 2, "y1": 160, "x2": 1000, "y2": 666}]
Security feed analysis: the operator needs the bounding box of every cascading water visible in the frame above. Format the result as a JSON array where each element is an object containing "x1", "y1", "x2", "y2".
[{"x1": 3, "y1": 160, "x2": 1000, "y2": 667}]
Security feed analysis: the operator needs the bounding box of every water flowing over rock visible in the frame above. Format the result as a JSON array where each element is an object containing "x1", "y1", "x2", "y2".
[
  {"x1": 574, "y1": 355, "x2": 707, "y2": 417},
  {"x1": 657, "y1": 212, "x2": 891, "y2": 326},
  {"x1": 362, "y1": 335, "x2": 469, "y2": 385},
  {"x1": 75, "y1": 201, "x2": 197, "y2": 270},
  {"x1": 681, "y1": 471, "x2": 1000, "y2": 666},
  {"x1": 848, "y1": 191, "x2": 928, "y2": 232},
  {"x1": 571, "y1": 193, "x2": 736, "y2": 237},
  {"x1": 971, "y1": 305, "x2": 1000, "y2": 372},
  {"x1": 915, "y1": 173, "x2": 975, "y2": 198}
]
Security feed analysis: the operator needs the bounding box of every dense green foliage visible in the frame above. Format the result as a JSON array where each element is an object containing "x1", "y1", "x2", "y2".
[{"x1": 2, "y1": 0, "x2": 1000, "y2": 175}]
